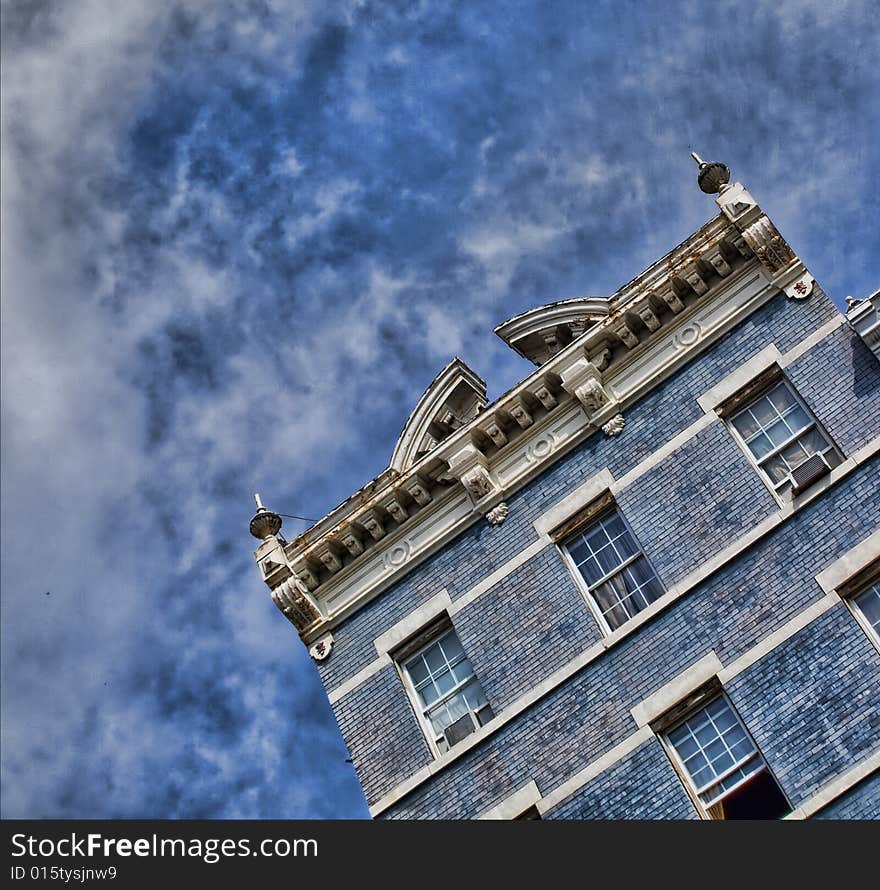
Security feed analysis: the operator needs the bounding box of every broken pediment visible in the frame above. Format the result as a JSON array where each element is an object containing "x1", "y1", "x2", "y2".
[
  {"x1": 494, "y1": 297, "x2": 611, "y2": 366},
  {"x1": 390, "y1": 358, "x2": 487, "y2": 473}
]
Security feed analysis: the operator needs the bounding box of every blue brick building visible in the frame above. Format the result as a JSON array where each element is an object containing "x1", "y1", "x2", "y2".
[{"x1": 250, "y1": 158, "x2": 880, "y2": 819}]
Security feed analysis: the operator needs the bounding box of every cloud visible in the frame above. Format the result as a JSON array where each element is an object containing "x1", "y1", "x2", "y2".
[{"x1": 1, "y1": 0, "x2": 877, "y2": 818}]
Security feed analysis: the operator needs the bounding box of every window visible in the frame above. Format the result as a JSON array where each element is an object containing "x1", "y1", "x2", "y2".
[
  {"x1": 561, "y1": 508, "x2": 664, "y2": 632},
  {"x1": 665, "y1": 696, "x2": 789, "y2": 819},
  {"x1": 728, "y1": 379, "x2": 841, "y2": 495},
  {"x1": 850, "y1": 580, "x2": 880, "y2": 647},
  {"x1": 400, "y1": 626, "x2": 493, "y2": 756}
]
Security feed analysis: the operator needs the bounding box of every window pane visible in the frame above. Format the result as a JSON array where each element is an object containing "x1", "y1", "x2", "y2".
[
  {"x1": 767, "y1": 382, "x2": 796, "y2": 412},
  {"x1": 566, "y1": 538, "x2": 591, "y2": 565},
  {"x1": 762, "y1": 453, "x2": 791, "y2": 485},
  {"x1": 424, "y1": 643, "x2": 447, "y2": 675},
  {"x1": 439, "y1": 632, "x2": 464, "y2": 662},
  {"x1": 434, "y1": 670, "x2": 455, "y2": 696},
  {"x1": 748, "y1": 432, "x2": 775, "y2": 460},
  {"x1": 732, "y1": 410, "x2": 760, "y2": 440},
  {"x1": 854, "y1": 584, "x2": 880, "y2": 634},
  {"x1": 595, "y1": 541, "x2": 623, "y2": 576},
  {"x1": 451, "y1": 658, "x2": 474, "y2": 684},
  {"x1": 585, "y1": 525, "x2": 611, "y2": 552},
  {"x1": 749, "y1": 396, "x2": 778, "y2": 429},
  {"x1": 407, "y1": 658, "x2": 429, "y2": 686},
  {"x1": 418, "y1": 682, "x2": 440, "y2": 707}
]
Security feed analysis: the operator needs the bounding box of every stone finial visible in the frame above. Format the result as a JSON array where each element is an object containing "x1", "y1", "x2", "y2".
[
  {"x1": 249, "y1": 492, "x2": 283, "y2": 539},
  {"x1": 690, "y1": 151, "x2": 731, "y2": 195}
]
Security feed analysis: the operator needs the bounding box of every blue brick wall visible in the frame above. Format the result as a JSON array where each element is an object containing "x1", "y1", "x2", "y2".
[
  {"x1": 313, "y1": 283, "x2": 880, "y2": 815},
  {"x1": 726, "y1": 605, "x2": 880, "y2": 809},
  {"x1": 813, "y1": 770, "x2": 880, "y2": 819},
  {"x1": 375, "y1": 459, "x2": 879, "y2": 812},
  {"x1": 786, "y1": 322, "x2": 880, "y2": 458},
  {"x1": 616, "y1": 420, "x2": 776, "y2": 588},
  {"x1": 544, "y1": 739, "x2": 698, "y2": 819},
  {"x1": 452, "y1": 545, "x2": 601, "y2": 712},
  {"x1": 317, "y1": 288, "x2": 848, "y2": 695}
]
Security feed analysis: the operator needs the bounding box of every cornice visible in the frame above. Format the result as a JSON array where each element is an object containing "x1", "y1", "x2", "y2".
[{"x1": 252, "y1": 186, "x2": 817, "y2": 646}]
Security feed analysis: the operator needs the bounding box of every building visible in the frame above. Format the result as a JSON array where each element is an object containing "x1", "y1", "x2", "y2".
[{"x1": 249, "y1": 156, "x2": 880, "y2": 819}]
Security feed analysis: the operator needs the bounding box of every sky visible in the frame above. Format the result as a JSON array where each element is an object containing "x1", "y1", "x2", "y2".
[{"x1": 1, "y1": 0, "x2": 878, "y2": 819}]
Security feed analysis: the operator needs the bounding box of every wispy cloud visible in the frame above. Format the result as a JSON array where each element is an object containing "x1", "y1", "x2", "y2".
[{"x1": 2, "y1": 0, "x2": 877, "y2": 817}]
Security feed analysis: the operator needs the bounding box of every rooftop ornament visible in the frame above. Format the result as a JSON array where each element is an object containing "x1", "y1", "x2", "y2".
[
  {"x1": 249, "y1": 493, "x2": 283, "y2": 539},
  {"x1": 691, "y1": 151, "x2": 731, "y2": 195}
]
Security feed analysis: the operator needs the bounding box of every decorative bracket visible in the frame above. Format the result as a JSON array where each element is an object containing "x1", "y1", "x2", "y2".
[
  {"x1": 308, "y1": 632, "x2": 334, "y2": 661},
  {"x1": 445, "y1": 443, "x2": 505, "y2": 518}
]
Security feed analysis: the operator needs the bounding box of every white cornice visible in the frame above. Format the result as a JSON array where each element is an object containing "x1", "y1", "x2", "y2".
[{"x1": 254, "y1": 190, "x2": 817, "y2": 640}]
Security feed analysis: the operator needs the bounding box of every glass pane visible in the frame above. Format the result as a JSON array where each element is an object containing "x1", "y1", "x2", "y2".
[
  {"x1": 566, "y1": 538, "x2": 590, "y2": 565},
  {"x1": 763, "y1": 453, "x2": 791, "y2": 484},
  {"x1": 407, "y1": 658, "x2": 429, "y2": 686},
  {"x1": 748, "y1": 432, "x2": 775, "y2": 459},
  {"x1": 602, "y1": 514, "x2": 627, "y2": 540},
  {"x1": 799, "y1": 427, "x2": 831, "y2": 457},
  {"x1": 595, "y1": 541, "x2": 623, "y2": 575},
  {"x1": 424, "y1": 643, "x2": 447, "y2": 675},
  {"x1": 462, "y1": 679, "x2": 488, "y2": 711},
  {"x1": 750, "y1": 396, "x2": 777, "y2": 428},
  {"x1": 766, "y1": 382, "x2": 794, "y2": 410},
  {"x1": 612, "y1": 527, "x2": 638, "y2": 560},
  {"x1": 419, "y1": 682, "x2": 440, "y2": 707},
  {"x1": 854, "y1": 585, "x2": 880, "y2": 633},
  {"x1": 732, "y1": 410, "x2": 760, "y2": 440},
  {"x1": 781, "y1": 403, "x2": 810, "y2": 433},
  {"x1": 434, "y1": 670, "x2": 455, "y2": 696},
  {"x1": 439, "y1": 632, "x2": 464, "y2": 662},
  {"x1": 765, "y1": 418, "x2": 792, "y2": 448},
  {"x1": 585, "y1": 525, "x2": 610, "y2": 553},
  {"x1": 451, "y1": 658, "x2": 474, "y2": 684},
  {"x1": 577, "y1": 556, "x2": 604, "y2": 586}
]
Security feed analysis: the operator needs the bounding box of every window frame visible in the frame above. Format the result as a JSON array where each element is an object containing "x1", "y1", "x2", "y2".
[
  {"x1": 659, "y1": 692, "x2": 790, "y2": 820},
  {"x1": 841, "y1": 562, "x2": 880, "y2": 654},
  {"x1": 558, "y1": 502, "x2": 665, "y2": 636},
  {"x1": 396, "y1": 622, "x2": 492, "y2": 758},
  {"x1": 723, "y1": 375, "x2": 842, "y2": 502}
]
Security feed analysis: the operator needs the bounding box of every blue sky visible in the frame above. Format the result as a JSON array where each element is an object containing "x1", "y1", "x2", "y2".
[{"x1": 1, "y1": 0, "x2": 877, "y2": 819}]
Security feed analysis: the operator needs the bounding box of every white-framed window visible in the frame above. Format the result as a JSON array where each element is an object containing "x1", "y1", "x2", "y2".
[
  {"x1": 664, "y1": 695, "x2": 789, "y2": 820},
  {"x1": 849, "y1": 580, "x2": 880, "y2": 649},
  {"x1": 561, "y1": 507, "x2": 664, "y2": 633},
  {"x1": 399, "y1": 626, "x2": 493, "y2": 756},
  {"x1": 728, "y1": 378, "x2": 841, "y2": 496}
]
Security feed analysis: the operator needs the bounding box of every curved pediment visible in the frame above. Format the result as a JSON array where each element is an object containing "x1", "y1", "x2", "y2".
[
  {"x1": 494, "y1": 296, "x2": 611, "y2": 365},
  {"x1": 390, "y1": 358, "x2": 487, "y2": 473}
]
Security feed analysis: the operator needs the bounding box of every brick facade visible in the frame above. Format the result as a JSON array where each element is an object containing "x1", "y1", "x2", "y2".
[{"x1": 305, "y1": 280, "x2": 880, "y2": 819}]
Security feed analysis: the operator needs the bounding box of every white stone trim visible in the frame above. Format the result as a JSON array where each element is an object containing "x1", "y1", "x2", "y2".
[
  {"x1": 782, "y1": 314, "x2": 846, "y2": 364},
  {"x1": 334, "y1": 431, "x2": 879, "y2": 705},
  {"x1": 814, "y1": 529, "x2": 880, "y2": 594},
  {"x1": 373, "y1": 589, "x2": 452, "y2": 657},
  {"x1": 612, "y1": 412, "x2": 719, "y2": 492},
  {"x1": 717, "y1": 593, "x2": 840, "y2": 683},
  {"x1": 327, "y1": 655, "x2": 391, "y2": 705},
  {"x1": 631, "y1": 651, "x2": 723, "y2": 728},
  {"x1": 478, "y1": 780, "x2": 541, "y2": 820},
  {"x1": 448, "y1": 539, "x2": 549, "y2": 616},
  {"x1": 785, "y1": 749, "x2": 880, "y2": 819},
  {"x1": 367, "y1": 440, "x2": 878, "y2": 816},
  {"x1": 532, "y1": 468, "x2": 615, "y2": 538},
  {"x1": 696, "y1": 344, "x2": 783, "y2": 413},
  {"x1": 535, "y1": 727, "x2": 655, "y2": 817},
  {"x1": 695, "y1": 314, "x2": 846, "y2": 415},
  {"x1": 298, "y1": 268, "x2": 778, "y2": 633}
]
